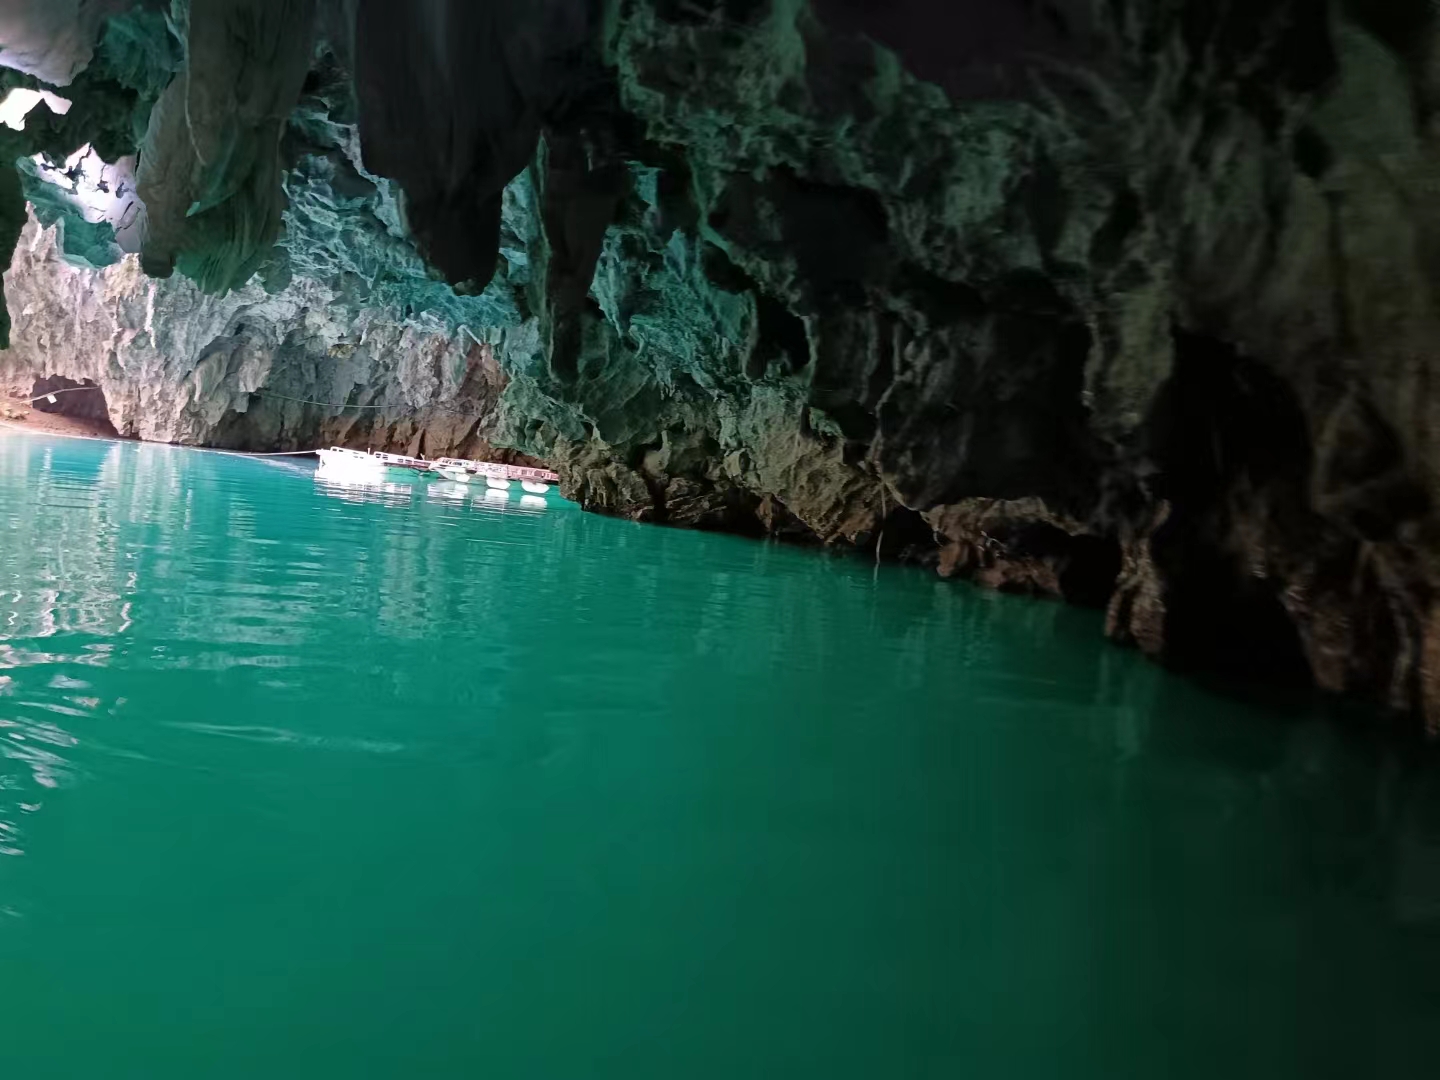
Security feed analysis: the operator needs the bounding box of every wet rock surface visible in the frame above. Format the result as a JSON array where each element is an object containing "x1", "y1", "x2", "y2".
[{"x1": 1, "y1": 0, "x2": 1439, "y2": 726}]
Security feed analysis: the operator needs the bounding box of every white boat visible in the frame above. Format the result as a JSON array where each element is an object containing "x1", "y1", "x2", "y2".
[
  {"x1": 435, "y1": 465, "x2": 473, "y2": 484},
  {"x1": 317, "y1": 446, "x2": 377, "y2": 468},
  {"x1": 316, "y1": 447, "x2": 386, "y2": 479},
  {"x1": 372, "y1": 451, "x2": 438, "y2": 479},
  {"x1": 318, "y1": 449, "x2": 560, "y2": 495}
]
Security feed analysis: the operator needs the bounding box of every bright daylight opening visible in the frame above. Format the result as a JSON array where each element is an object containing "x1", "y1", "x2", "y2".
[{"x1": 0, "y1": 87, "x2": 72, "y2": 131}]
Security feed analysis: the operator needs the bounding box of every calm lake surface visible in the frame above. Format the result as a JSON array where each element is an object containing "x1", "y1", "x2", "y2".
[{"x1": 1, "y1": 433, "x2": 1438, "y2": 1078}]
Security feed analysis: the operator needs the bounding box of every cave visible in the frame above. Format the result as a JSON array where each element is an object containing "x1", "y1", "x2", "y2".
[
  {"x1": 1139, "y1": 331, "x2": 1317, "y2": 689},
  {"x1": 28, "y1": 375, "x2": 118, "y2": 435},
  {"x1": 0, "y1": 0, "x2": 1426, "y2": 720},
  {"x1": 0, "y1": 0, "x2": 1427, "y2": 718},
  {"x1": 0, "y1": 1, "x2": 1438, "y2": 1071},
  {"x1": 1157, "y1": 544, "x2": 1315, "y2": 690}
]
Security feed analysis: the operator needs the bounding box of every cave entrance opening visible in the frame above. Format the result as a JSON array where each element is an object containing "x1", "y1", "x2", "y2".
[
  {"x1": 1143, "y1": 330, "x2": 1315, "y2": 692},
  {"x1": 30, "y1": 376, "x2": 119, "y2": 436}
]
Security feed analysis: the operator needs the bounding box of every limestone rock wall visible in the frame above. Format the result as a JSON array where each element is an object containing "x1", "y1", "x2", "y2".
[
  {"x1": 0, "y1": 213, "x2": 515, "y2": 459},
  {"x1": 1, "y1": 0, "x2": 1439, "y2": 727},
  {"x1": 507, "y1": 2, "x2": 1440, "y2": 726}
]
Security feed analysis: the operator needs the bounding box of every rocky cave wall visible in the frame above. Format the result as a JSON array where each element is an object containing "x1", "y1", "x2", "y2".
[
  {"x1": 1, "y1": 0, "x2": 1439, "y2": 728},
  {"x1": 1, "y1": 210, "x2": 518, "y2": 459}
]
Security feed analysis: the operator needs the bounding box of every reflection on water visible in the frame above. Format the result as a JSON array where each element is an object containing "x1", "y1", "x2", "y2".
[
  {"x1": 317, "y1": 467, "x2": 564, "y2": 517},
  {"x1": 314, "y1": 470, "x2": 416, "y2": 508},
  {"x1": 0, "y1": 440, "x2": 142, "y2": 853},
  {"x1": 1, "y1": 433, "x2": 1439, "y2": 1076},
  {"x1": 0, "y1": 441, "x2": 135, "y2": 639},
  {"x1": 1, "y1": 441, "x2": 580, "y2": 858}
]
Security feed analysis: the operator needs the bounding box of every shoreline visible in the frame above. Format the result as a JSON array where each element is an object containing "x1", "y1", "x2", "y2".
[
  {"x1": 1, "y1": 393, "x2": 126, "y2": 441},
  {"x1": 0, "y1": 416, "x2": 128, "y2": 442}
]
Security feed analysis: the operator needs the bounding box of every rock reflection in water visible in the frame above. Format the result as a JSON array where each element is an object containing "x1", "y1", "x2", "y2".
[{"x1": 0, "y1": 440, "x2": 140, "y2": 855}]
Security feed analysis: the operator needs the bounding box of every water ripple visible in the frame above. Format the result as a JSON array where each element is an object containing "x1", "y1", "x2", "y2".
[
  {"x1": 167, "y1": 721, "x2": 406, "y2": 755},
  {"x1": 4, "y1": 433, "x2": 1439, "y2": 1075}
]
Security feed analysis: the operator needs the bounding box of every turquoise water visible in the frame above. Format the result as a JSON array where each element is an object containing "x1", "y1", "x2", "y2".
[{"x1": 1, "y1": 433, "x2": 1438, "y2": 1078}]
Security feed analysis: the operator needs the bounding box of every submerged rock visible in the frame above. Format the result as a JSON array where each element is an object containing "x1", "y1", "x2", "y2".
[{"x1": 1, "y1": 0, "x2": 1439, "y2": 727}]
